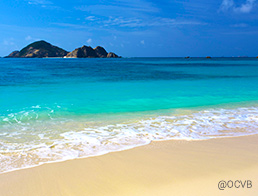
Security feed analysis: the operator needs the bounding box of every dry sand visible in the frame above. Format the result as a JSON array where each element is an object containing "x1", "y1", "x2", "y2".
[{"x1": 1, "y1": 135, "x2": 258, "y2": 196}]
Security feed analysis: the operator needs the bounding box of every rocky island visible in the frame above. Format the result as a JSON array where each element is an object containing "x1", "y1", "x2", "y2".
[
  {"x1": 6, "y1": 41, "x2": 68, "y2": 58},
  {"x1": 65, "y1": 45, "x2": 119, "y2": 58},
  {"x1": 5, "y1": 40, "x2": 120, "y2": 58}
]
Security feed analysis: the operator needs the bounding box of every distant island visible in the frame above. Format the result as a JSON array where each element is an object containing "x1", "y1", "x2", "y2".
[{"x1": 5, "y1": 40, "x2": 120, "y2": 58}]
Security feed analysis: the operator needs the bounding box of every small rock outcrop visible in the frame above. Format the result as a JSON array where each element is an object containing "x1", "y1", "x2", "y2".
[
  {"x1": 65, "y1": 45, "x2": 119, "y2": 58},
  {"x1": 5, "y1": 40, "x2": 68, "y2": 58},
  {"x1": 6, "y1": 51, "x2": 20, "y2": 58},
  {"x1": 65, "y1": 46, "x2": 98, "y2": 58},
  {"x1": 107, "y1": 52, "x2": 119, "y2": 58},
  {"x1": 94, "y1": 46, "x2": 108, "y2": 58}
]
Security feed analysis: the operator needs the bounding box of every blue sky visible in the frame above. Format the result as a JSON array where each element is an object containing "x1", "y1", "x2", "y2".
[{"x1": 0, "y1": 0, "x2": 258, "y2": 57}]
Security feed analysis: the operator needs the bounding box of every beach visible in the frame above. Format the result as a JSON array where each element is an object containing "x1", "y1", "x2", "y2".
[
  {"x1": 1, "y1": 0, "x2": 258, "y2": 194},
  {"x1": 1, "y1": 134, "x2": 258, "y2": 196},
  {"x1": 1, "y1": 58, "x2": 258, "y2": 195}
]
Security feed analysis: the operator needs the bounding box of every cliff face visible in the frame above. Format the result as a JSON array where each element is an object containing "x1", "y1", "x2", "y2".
[
  {"x1": 65, "y1": 45, "x2": 119, "y2": 58},
  {"x1": 6, "y1": 41, "x2": 68, "y2": 58}
]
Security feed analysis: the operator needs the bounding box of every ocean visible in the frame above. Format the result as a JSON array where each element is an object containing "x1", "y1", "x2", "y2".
[{"x1": 1, "y1": 57, "x2": 258, "y2": 173}]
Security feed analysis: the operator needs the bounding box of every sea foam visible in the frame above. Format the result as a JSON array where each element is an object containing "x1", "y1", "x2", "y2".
[{"x1": 0, "y1": 106, "x2": 258, "y2": 173}]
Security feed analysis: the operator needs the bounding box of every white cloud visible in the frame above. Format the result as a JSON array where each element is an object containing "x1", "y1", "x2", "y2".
[
  {"x1": 26, "y1": 0, "x2": 60, "y2": 9},
  {"x1": 3, "y1": 40, "x2": 15, "y2": 46},
  {"x1": 103, "y1": 17, "x2": 142, "y2": 27},
  {"x1": 220, "y1": 0, "x2": 256, "y2": 13},
  {"x1": 25, "y1": 36, "x2": 39, "y2": 42},
  {"x1": 220, "y1": 0, "x2": 234, "y2": 11},
  {"x1": 74, "y1": 1, "x2": 206, "y2": 30},
  {"x1": 76, "y1": 5, "x2": 158, "y2": 14},
  {"x1": 52, "y1": 23, "x2": 90, "y2": 29},
  {"x1": 25, "y1": 36, "x2": 32, "y2": 41},
  {"x1": 87, "y1": 38, "x2": 92, "y2": 44},
  {"x1": 54, "y1": 16, "x2": 205, "y2": 31},
  {"x1": 231, "y1": 23, "x2": 248, "y2": 27},
  {"x1": 140, "y1": 40, "x2": 145, "y2": 44},
  {"x1": 75, "y1": 0, "x2": 159, "y2": 15},
  {"x1": 27, "y1": 0, "x2": 52, "y2": 5},
  {"x1": 85, "y1": 16, "x2": 98, "y2": 21},
  {"x1": 235, "y1": 0, "x2": 256, "y2": 13},
  {"x1": 102, "y1": 16, "x2": 206, "y2": 28}
]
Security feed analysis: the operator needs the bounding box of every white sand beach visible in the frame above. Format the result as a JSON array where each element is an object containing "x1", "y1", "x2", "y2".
[{"x1": 1, "y1": 135, "x2": 258, "y2": 196}]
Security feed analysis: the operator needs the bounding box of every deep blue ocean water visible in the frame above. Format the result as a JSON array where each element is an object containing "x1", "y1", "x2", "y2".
[{"x1": 1, "y1": 57, "x2": 258, "y2": 172}]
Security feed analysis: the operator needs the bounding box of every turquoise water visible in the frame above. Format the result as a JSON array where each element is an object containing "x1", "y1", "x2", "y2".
[
  {"x1": 1, "y1": 57, "x2": 258, "y2": 172},
  {"x1": 1, "y1": 58, "x2": 258, "y2": 119}
]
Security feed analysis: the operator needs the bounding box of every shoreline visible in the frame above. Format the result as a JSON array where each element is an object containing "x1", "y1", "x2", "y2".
[
  {"x1": 1, "y1": 134, "x2": 258, "y2": 196},
  {"x1": 1, "y1": 133, "x2": 257, "y2": 175},
  {"x1": 1, "y1": 103, "x2": 258, "y2": 174}
]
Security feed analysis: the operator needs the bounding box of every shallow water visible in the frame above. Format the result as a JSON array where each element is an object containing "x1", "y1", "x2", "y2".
[{"x1": 1, "y1": 57, "x2": 258, "y2": 173}]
